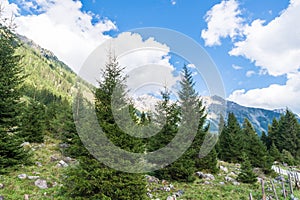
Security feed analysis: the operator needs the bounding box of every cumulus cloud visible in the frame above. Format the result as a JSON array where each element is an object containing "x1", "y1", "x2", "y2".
[
  {"x1": 4, "y1": 0, "x2": 116, "y2": 72},
  {"x1": 79, "y1": 32, "x2": 179, "y2": 96},
  {"x1": 229, "y1": 0, "x2": 300, "y2": 76},
  {"x1": 228, "y1": 72, "x2": 300, "y2": 114},
  {"x1": 232, "y1": 64, "x2": 242, "y2": 70},
  {"x1": 246, "y1": 70, "x2": 255, "y2": 77},
  {"x1": 201, "y1": 0, "x2": 244, "y2": 46}
]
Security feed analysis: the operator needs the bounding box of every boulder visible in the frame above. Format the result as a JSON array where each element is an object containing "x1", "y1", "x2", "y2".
[
  {"x1": 28, "y1": 176, "x2": 40, "y2": 180},
  {"x1": 220, "y1": 166, "x2": 228, "y2": 173},
  {"x1": 35, "y1": 179, "x2": 48, "y2": 189},
  {"x1": 166, "y1": 195, "x2": 176, "y2": 200},
  {"x1": 57, "y1": 160, "x2": 68, "y2": 168},
  {"x1": 18, "y1": 174, "x2": 27, "y2": 179},
  {"x1": 225, "y1": 176, "x2": 235, "y2": 182},
  {"x1": 50, "y1": 155, "x2": 59, "y2": 162},
  {"x1": 196, "y1": 172, "x2": 215, "y2": 180}
]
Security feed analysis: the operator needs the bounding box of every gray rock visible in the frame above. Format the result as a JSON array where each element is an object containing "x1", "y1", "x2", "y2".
[
  {"x1": 35, "y1": 179, "x2": 48, "y2": 189},
  {"x1": 174, "y1": 190, "x2": 184, "y2": 197},
  {"x1": 219, "y1": 182, "x2": 225, "y2": 185},
  {"x1": 232, "y1": 181, "x2": 240, "y2": 186},
  {"x1": 18, "y1": 174, "x2": 27, "y2": 179},
  {"x1": 35, "y1": 162, "x2": 42, "y2": 167},
  {"x1": 27, "y1": 176, "x2": 40, "y2": 180},
  {"x1": 0, "y1": 183, "x2": 4, "y2": 189},
  {"x1": 220, "y1": 166, "x2": 228, "y2": 173},
  {"x1": 196, "y1": 172, "x2": 215, "y2": 180},
  {"x1": 203, "y1": 181, "x2": 211, "y2": 185},
  {"x1": 166, "y1": 195, "x2": 176, "y2": 200},
  {"x1": 20, "y1": 142, "x2": 30, "y2": 147},
  {"x1": 225, "y1": 176, "x2": 235, "y2": 182},
  {"x1": 57, "y1": 160, "x2": 68, "y2": 168},
  {"x1": 0, "y1": 195, "x2": 4, "y2": 200},
  {"x1": 63, "y1": 157, "x2": 72, "y2": 163},
  {"x1": 24, "y1": 194, "x2": 29, "y2": 200},
  {"x1": 145, "y1": 175, "x2": 159, "y2": 183},
  {"x1": 50, "y1": 155, "x2": 59, "y2": 162},
  {"x1": 59, "y1": 143, "x2": 69, "y2": 149}
]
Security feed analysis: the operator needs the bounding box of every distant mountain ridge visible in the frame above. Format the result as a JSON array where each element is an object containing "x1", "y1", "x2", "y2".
[
  {"x1": 16, "y1": 33, "x2": 298, "y2": 136},
  {"x1": 133, "y1": 94, "x2": 298, "y2": 135}
]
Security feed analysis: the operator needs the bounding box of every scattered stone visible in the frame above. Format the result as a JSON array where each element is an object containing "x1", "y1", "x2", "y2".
[
  {"x1": 174, "y1": 190, "x2": 184, "y2": 197},
  {"x1": 145, "y1": 175, "x2": 159, "y2": 184},
  {"x1": 219, "y1": 182, "x2": 225, "y2": 185},
  {"x1": 196, "y1": 172, "x2": 215, "y2": 180},
  {"x1": 59, "y1": 143, "x2": 69, "y2": 149},
  {"x1": 232, "y1": 181, "x2": 240, "y2": 186},
  {"x1": 235, "y1": 164, "x2": 241, "y2": 168},
  {"x1": 147, "y1": 192, "x2": 153, "y2": 199},
  {"x1": 203, "y1": 181, "x2": 210, "y2": 185},
  {"x1": 228, "y1": 172, "x2": 237, "y2": 177},
  {"x1": 20, "y1": 142, "x2": 30, "y2": 147},
  {"x1": 52, "y1": 182, "x2": 58, "y2": 187},
  {"x1": 0, "y1": 195, "x2": 4, "y2": 200},
  {"x1": 18, "y1": 174, "x2": 27, "y2": 179},
  {"x1": 283, "y1": 163, "x2": 288, "y2": 167},
  {"x1": 166, "y1": 195, "x2": 176, "y2": 200},
  {"x1": 24, "y1": 194, "x2": 29, "y2": 200},
  {"x1": 169, "y1": 184, "x2": 175, "y2": 190},
  {"x1": 225, "y1": 176, "x2": 236, "y2": 182},
  {"x1": 35, "y1": 179, "x2": 48, "y2": 189},
  {"x1": 35, "y1": 162, "x2": 42, "y2": 167},
  {"x1": 57, "y1": 160, "x2": 68, "y2": 168},
  {"x1": 0, "y1": 183, "x2": 4, "y2": 189},
  {"x1": 163, "y1": 186, "x2": 171, "y2": 192},
  {"x1": 220, "y1": 166, "x2": 228, "y2": 173},
  {"x1": 50, "y1": 155, "x2": 59, "y2": 162},
  {"x1": 275, "y1": 176, "x2": 285, "y2": 182},
  {"x1": 63, "y1": 157, "x2": 72, "y2": 163},
  {"x1": 27, "y1": 176, "x2": 40, "y2": 180}
]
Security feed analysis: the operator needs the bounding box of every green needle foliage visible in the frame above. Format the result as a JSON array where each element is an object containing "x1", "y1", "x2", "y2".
[{"x1": 0, "y1": 25, "x2": 30, "y2": 173}]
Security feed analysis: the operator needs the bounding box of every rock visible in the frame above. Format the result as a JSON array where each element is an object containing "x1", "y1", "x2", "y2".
[
  {"x1": 275, "y1": 176, "x2": 285, "y2": 182},
  {"x1": 57, "y1": 160, "x2": 68, "y2": 168},
  {"x1": 0, "y1": 195, "x2": 4, "y2": 200},
  {"x1": 20, "y1": 142, "x2": 30, "y2": 147},
  {"x1": 196, "y1": 172, "x2": 215, "y2": 180},
  {"x1": 235, "y1": 163, "x2": 241, "y2": 168},
  {"x1": 35, "y1": 162, "x2": 42, "y2": 167},
  {"x1": 163, "y1": 186, "x2": 171, "y2": 192},
  {"x1": 27, "y1": 176, "x2": 40, "y2": 180},
  {"x1": 24, "y1": 194, "x2": 29, "y2": 200},
  {"x1": 219, "y1": 182, "x2": 225, "y2": 185},
  {"x1": 203, "y1": 181, "x2": 210, "y2": 185},
  {"x1": 0, "y1": 183, "x2": 4, "y2": 189},
  {"x1": 145, "y1": 175, "x2": 159, "y2": 184},
  {"x1": 174, "y1": 190, "x2": 184, "y2": 197},
  {"x1": 59, "y1": 143, "x2": 69, "y2": 149},
  {"x1": 35, "y1": 179, "x2": 48, "y2": 189},
  {"x1": 169, "y1": 184, "x2": 175, "y2": 190},
  {"x1": 225, "y1": 176, "x2": 235, "y2": 182},
  {"x1": 232, "y1": 181, "x2": 240, "y2": 186},
  {"x1": 166, "y1": 195, "x2": 176, "y2": 200},
  {"x1": 18, "y1": 174, "x2": 27, "y2": 179},
  {"x1": 228, "y1": 172, "x2": 237, "y2": 177},
  {"x1": 63, "y1": 157, "x2": 72, "y2": 163},
  {"x1": 220, "y1": 166, "x2": 228, "y2": 173},
  {"x1": 50, "y1": 155, "x2": 59, "y2": 162},
  {"x1": 147, "y1": 192, "x2": 153, "y2": 199}
]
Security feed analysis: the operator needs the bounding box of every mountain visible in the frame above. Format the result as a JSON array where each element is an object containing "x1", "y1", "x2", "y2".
[
  {"x1": 16, "y1": 34, "x2": 92, "y2": 103},
  {"x1": 133, "y1": 94, "x2": 297, "y2": 136},
  {"x1": 16, "y1": 34, "x2": 297, "y2": 136}
]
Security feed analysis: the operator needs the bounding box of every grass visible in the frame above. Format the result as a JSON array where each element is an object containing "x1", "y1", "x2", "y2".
[{"x1": 1, "y1": 135, "x2": 300, "y2": 199}]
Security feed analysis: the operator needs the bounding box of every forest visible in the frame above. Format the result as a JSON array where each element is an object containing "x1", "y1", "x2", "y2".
[{"x1": 1, "y1": 20, "x2": 300, "y2": 200}]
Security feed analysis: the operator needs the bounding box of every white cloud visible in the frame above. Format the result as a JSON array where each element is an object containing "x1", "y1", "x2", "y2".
[
  {"x1": 0, "y1": 0, "x2": 19, "y2": 26},
  {"x1": 79, "y1": 32, "x2": 180, "y2": 96},
  {"x1": 232, "y1": 64, "x2": 242, "y2": 70},
  {"x1": 6, "y1": 0, "x2": 116, "y2": 72},
  {"x1": 170, "y1": 0, "x2": 176, "y2": 5},
  {"x1": 187, "y1": 63, "x2": 196, "y2": 68},
  {"x1": 246, "y1": 70, "x2": 255, "y2": 77},
  {"x1": 229, "y1": 0, "x2": 300, "y2": 76},
  {"x1": 201, "y1": 0, "x2": 244, "y2": 46},
  {"x1": 228, "y1": 72, "x2": 300, "y2": 114}
]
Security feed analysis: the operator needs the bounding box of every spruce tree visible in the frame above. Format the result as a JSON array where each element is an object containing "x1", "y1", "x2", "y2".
[
  {"x1": 20, "y1": 98, "x2": 45, "y2": 143},
  {"x1": 62, "y1": 52, "x2": 147, "y2": 199},
  {"x1": 0, "y1": 25, "x2": 30, "y2": 173},
  {"x1": 269, "y1": 142, "x2": 281, "y2": 162},
  {"x1": 218, "y1": 113, "x2": 243, "y2": 163},
  {"x1": 242, "y1": 118, "x2": 271, "y2": 172},
  {"x1": 237, "y1": 154, "x2": 257, "y2": 184}
]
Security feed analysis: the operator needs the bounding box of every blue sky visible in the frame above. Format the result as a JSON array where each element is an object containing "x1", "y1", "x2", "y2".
[{"x1": 2, "y1": 0, "x2": 300, "y2": 114}]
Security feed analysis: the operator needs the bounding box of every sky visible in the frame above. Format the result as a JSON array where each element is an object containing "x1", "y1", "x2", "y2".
[{"x1": 1, "y1": 0, "x2": 300, "y2": 114}]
